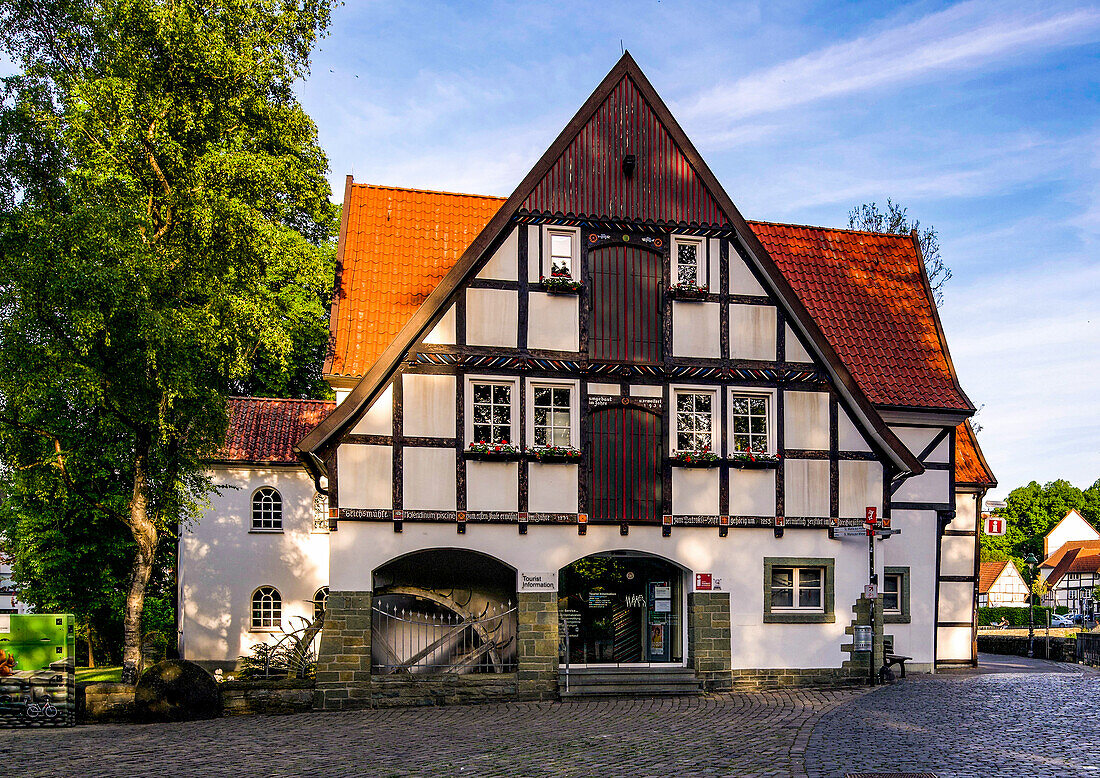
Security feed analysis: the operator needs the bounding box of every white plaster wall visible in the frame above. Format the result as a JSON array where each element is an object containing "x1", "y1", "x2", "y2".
[
  {"x1": 784, "y1": 391, "x2": 829, "y2": 450},
  {"x1": 630, "y1": 385, "x2": 662, "y2": 398},
  {"x1": 839, "y1": 461, "x2": 883, "y2": 519},
  {"x1": 784, "y1": 324, "x2": 813, "y2": 363},
  {"x1": 938, "y1": 581, "x2": 975, "y2": 622},
  {"x1": 953, "y1": 492, "x2": 978, "y2": 532},
  {"x1": 939, "y1": 535, "x2": 974, "y2": 578},
  {"x1": 476, "y1": 228, "x2": 518, "y2": 281},
  {"x1": 936, "y1": 626, "x2": 972, "y2": 660},
  {"x1": 672, "y1": 302, "x2": 721, "y2": 358},
  {"x1": 925, "y1": 438, "x2": 950, "y2": 464},
  {"x1": 672, "y1": 468, "x2": 719, "y2": 515},
  {"x1": 402, "y1": 374, "x2": 456, "y2": 438},
  {"x1": 466, "y1": 289, "x2": 518, "y2": 348},
  {"x1": 729, "y1": 305, "x2": 776, "y2": 361},
  {"x1": 527, "y1": 228, "x2": 540, "y2": 280},
  {"x1": 423, "y1": 305, "x2": 456, "y2": 345},
  {"x1": 729, "y1": 469, "x2": 775, "y2": 516},
  {"x1": 894, "y1": 469, "x2": 951, "y2": 504},
  {"x1": 351, "y1": 383, "x2": 393, "y2": 436},
  {"x1": 528, "y1": 292, "x2": 579, "y2": 352},
  {"x1": 403, "y1": 448, "x2": 456, "y2": 510},
  {"x1": 1046, "y1": 511, "x2": 1100, "y2": 556},
  {"x1": 467, "y1": 461, "x2": 519, "y2": 512},
  {"x1": 837, "y1": 408, "x2": 870, "y2": 452},
  {"x1": 528, "y1": 464, "x2": 578, "y2": 513},
  {"x1": 729, "y1": 254, "x2": 767, "y2": 296},
  {"x1": 337, "y1": 445, "x2": 392, "y2": 509},
  {"x1": 785, "y1": 460, "x2": 829, "y2": 517},
  {"x1": 891, "y1": 427, "x2": 940, "y2": 458},
  {"x1": 180, "y1": 465, "x2": 327, "y2": 664},
  {"x1": 987, "y1": 568, "x2": 1028, "y2": 606},
  {"x1": 880, "y1": 508, "x2": 937, "y2": 663},
  {"x1": 587, "y1": 382, "x2": 619, "y2": 395},
  {"x1": 708, "y1": 238, "x2": 720, "y2": 287},
  {"x1": 328, "y1": 522, "x2": 884, "y2": 670}
]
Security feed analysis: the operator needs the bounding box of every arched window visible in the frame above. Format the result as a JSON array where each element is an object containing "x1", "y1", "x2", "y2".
[
  {"x1": 313, "y1": 587, "x2": 329, "y2": 623},
  {"x1": 251, "y1": 487, "x2": 282, "y2": 530},
  {"x1": 251, "y1": 586, "x2": 282, "y2": 630}
]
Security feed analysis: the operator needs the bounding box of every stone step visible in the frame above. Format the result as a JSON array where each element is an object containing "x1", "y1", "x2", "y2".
[{"x1": 558, "y1": 667, "x2": 702, "y2": 698}]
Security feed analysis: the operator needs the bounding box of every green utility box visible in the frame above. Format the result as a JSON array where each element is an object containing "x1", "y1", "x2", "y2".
[{"x1": 0, "y1": 613, "x2": 76, "y2": 727}]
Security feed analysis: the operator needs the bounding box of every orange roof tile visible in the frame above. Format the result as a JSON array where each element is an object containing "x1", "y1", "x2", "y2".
[
  {"x1": 325, "y1": 185, "x2": 971, "y2": 414},
  {"x1": 978, "y1": 560, "x2": 1010, "y2": 594},
  {"x1": 219, "y1": 397, "x2": 335, "y2": 464},
  {"x1": 748, "y1": 221, "x2": 970, "y2": 411},
  {"x1": 1042, "y1": 539, "x2": 1100, "y2": 568},
  {"x1": 955, "y1": 420, "x2": 996, "y2": 487},
  {"x1": 325, "y1": 183, "x2": 505, "y2": 379}
]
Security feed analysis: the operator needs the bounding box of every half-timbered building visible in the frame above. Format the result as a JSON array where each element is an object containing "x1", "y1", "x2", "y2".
[{"x1": 180, "y1": 54, "x2": 996, "y2": 702}]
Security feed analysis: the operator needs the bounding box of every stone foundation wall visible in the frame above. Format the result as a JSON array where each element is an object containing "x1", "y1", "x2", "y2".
[
  {"x1": 517, "y1": 592, "x2": 558, "y2": 700},
  {"x1": 80, "y1": 682, "x2": 135, "y2": 723},
  {"x1": 221, "y1": 679, "x2": 315, "y2": 715},
  {"x1": 729, "y1": 667, "x2": 861, "y2": 691},
  {"x1": 314, "y1": 590, "x2": 373, "y2": 711},
  {"x1": 688, "y1": 592, "x2": 733, "y2": 691},
  {"x1": 977, "y1": 634, "x2": 1077, "y2": 663},
  {"x1": 371, "y1": 674, "x2": 518, "y2": 707},
  {"x1": 841, "y1": 594, "x2": 883, "y2": 684}
]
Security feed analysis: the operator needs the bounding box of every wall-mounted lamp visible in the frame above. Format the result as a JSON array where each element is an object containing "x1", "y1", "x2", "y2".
[{"x1": 622, "y1": 154, "x2": 636, "y2": 178}]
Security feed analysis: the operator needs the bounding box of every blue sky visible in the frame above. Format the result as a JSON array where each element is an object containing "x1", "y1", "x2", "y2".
[{"x1": 296, "y1": 0, "x2": 1100, "y2": 500}]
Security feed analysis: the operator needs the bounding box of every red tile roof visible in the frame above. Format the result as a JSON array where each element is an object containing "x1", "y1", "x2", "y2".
[
  {"x1": 978, "y1": 560, "x2": 1010, "y2": 594},
  {"x1": 220, "y1": 397, "x2": 335, "y2": 464},
  {"x1": 1042, "y1": 539, "x2": 1100, "y2": 568},
  {"x1": 955, "y1": 420, "x2": 996, "y2": 487},
  {"x1": 325, "y1": 183, "x2": 505, "y2": 379},
  {"x1": 748, "y1": 222, "x2": 970, "y2": 411},
  {"x1": 325, "y1": 185, "x2": 972, "y2": 413},
  {"x1": 1045, "y1": 546, "x2": 1100, "y2": 589}
]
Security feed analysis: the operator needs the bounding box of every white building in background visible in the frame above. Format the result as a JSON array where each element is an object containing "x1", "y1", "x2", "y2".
[
  {"x1": 0, "y1": 554, "x2": 31, "y2": 614},
  {"x1": 177, "y1": 397, "x2": 332, "y2": 671},
  {"x1": 977, "y1": 560, "x2": 1028, "y2": 607},
  {"x1": 179, "y1": 56, "x2": 997, "y2": 699},
  {"x1": 1043, "y1": 509, "x2": 1099, "y2": 557}
]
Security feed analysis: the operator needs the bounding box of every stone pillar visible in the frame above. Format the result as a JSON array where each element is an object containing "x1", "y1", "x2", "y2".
[
  {"x1": 841, "y1": 594, "x2": 884, "y2": 683},
  {"x1": 314, "y1": 590, "x2": 373, "y2": 710},
  {"x1": 688, "y1": 591, "x2": 733, "y2": 691},
  {"x1": 517, "y1": 592, "x2": 559, "y2": 700}
]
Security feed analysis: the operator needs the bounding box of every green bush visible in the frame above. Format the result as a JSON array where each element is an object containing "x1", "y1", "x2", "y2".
[{"x1": 979, "y1": 606, "x2": 1053, "y2": 627}]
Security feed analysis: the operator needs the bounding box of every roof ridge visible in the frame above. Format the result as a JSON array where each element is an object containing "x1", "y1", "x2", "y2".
[
  {"x1": 748, "y1": 218, "x2": 916, "y2": 241},
  {"x1": 228, "y1": 395, "x2": 335, "y2": 404},
  {"x1": 351, "y1": 182, "x2": 507, "y2": 202}
]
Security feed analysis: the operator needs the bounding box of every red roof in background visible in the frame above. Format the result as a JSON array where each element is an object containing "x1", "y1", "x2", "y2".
[
  {"x1": 955, "y1": 420, "x2": 996, "y2": 487},
  {"x1": 1045, "y1": 545, "x2": 1100, "y2": 589},
  {"x1": 326, "y1": 183, "x2": 505, "y2": 379},
  {"x1": 325, "y1": 185, "x2": 973, "y2": 414},
  {"x1": 220, "y1": 397, "x2": 335, "y2": 464},
  {"x1": 1042, "y1": 539, "x2": 1100, "y2": 568},
  {"x1": 978, "y1": 560, "x2": 1010, "y2": 594},
  {"x1": 748, "y1": 221, "x2": 970, "y2": 411}
]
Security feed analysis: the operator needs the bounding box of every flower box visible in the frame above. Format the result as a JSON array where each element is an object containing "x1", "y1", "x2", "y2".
[
  {"x1": 668, "y1": 283, "x2": 709, "y2": 301},
  {"x1": 727, "y1": 453, "x2": 780, "y2": 469},
  {"x1": 670, "y1": 450, "x2": 722, "y2": 467},
  {"x1": 527, "y1": 446, "x2": 582, "y2": 464},
  {"x1": 465, "y1": 443, "x2": 521, "y2": 462},
  {"x1": 540, "y1": 276, "x2": 582, "y2": 295}
]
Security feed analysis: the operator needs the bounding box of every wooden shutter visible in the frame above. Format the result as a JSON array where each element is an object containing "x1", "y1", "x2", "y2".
[
  {"x1": 589, "y1": 404, "x2": 662, "y2": 523},
  {"x1": 589, "y1": 245, "x2": 663, "y2": 363}
]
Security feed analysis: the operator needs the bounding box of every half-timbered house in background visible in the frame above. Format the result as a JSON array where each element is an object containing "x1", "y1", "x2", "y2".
[{"x1": 179, "y1": 54, "x2": 996, "y2": 703}]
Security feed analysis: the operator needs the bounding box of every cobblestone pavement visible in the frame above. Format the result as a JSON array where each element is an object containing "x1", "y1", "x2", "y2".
[
  {"x1": 1, "y1": 689, "x2": 863, "y2": 778},
  {"x1": 805, "y1": 656, "x2": 1100, "y2": 778}
]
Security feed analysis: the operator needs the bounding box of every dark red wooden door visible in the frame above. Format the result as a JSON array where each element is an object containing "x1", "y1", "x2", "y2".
[
  {"x1": 589, "y1": 245, "x2": 663, "y2": 363},
  {"x1": 589, "y1": 404, "x2": 662, "y2": 524}
]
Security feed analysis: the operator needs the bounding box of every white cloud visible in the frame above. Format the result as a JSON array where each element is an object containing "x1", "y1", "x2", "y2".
[{"x1": 680, "y1": 1, "x2": 1100, "y2": 131}]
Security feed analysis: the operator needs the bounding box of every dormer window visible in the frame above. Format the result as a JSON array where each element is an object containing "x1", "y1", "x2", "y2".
[{"x1": 673, "y1": 237, "x2": 705, "y2": 289}]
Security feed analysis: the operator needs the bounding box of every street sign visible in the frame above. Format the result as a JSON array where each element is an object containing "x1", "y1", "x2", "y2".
[
  {"x1": 984, "y1": 517, "x2": 1006, "y2": 536},
  {"x1": 864, "y1": 584, "x2": 878, "y2": 600},
  {"x1": 831, "y1": 526, "x2": 869, "y2": 538},
  {"x1": 866, "y1": 506, "x2": 878, "y2": 524}
]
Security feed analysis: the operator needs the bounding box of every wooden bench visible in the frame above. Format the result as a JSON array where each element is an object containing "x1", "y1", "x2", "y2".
[{"x1": 883, "y1": 653, "x2": 912, "y2": 679}]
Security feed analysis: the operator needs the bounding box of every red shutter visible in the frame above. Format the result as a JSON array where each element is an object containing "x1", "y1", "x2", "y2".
[
  {"x1": 589, "y1": 405, "x2": 662, "y2": 523},
  {"x1": 590, "y1": 244, "x2": 663, "y2": 363}
]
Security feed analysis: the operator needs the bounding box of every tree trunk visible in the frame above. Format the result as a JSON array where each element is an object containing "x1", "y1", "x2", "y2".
[
  {"x1": 86, "y1": 623, "x2": 95, "y2": 669},
  {"x1": 120, "y1": 437, "x2": 158, "y2": 685}
]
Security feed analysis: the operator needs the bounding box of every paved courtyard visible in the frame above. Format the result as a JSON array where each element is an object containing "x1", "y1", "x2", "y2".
[{"x1": 0, "y1": 656, "x2": 1097, "y2": 777}]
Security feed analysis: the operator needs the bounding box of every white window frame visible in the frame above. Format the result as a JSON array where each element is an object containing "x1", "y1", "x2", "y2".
[
  {"x1": 250, "y1": 586, "x2": 282, "y2": 632},
  {"x1": 313, "y1": 587, "x2": 329, "y2": 623},
  {"x1": 525, "y1": 379, "x2": 580, "y2": 450},
  {"x1": 727, "y1": 387, "x2": 778, "y2": 456},
  {"x1": 311, "y1": 493, "x2": 329, "y2": 534},
  {"x1": 769, "y1": 566, "x2": 826, "y2": 613},
  {"x1": 672, "y1": 235, "x2": 707, "y2": 289},
  {"x1": 250, "y1": 487, "x2": 283, "y2": 532},
  {"x1": 465, "y1": 375, "x2": 520, "y2": 447},
  {"x1": 882, "y1": 572, "x2": 903, "y2": 615},
  {"x1": 670, "y1": 385, "x2": 718, "y2": 454},
  {"x1": 541, "y1": 226, "x2": 580, "y2": 281}
]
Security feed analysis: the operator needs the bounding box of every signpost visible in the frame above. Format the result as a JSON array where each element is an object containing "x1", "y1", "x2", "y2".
[
  {"x1": 865, "y1": 507, "x2": 878, "y2": 686},
  {"x1": 984, "y1": 517, "x2": 1006, "y2": 536}
]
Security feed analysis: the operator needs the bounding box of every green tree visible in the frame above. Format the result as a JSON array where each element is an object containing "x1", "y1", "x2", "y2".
[
  {"x1": 0, "y1": 0, "x2": 335, "y2": 683},
  {"x1": 980, "y1": 479, "x2": 1100, "y2": 569},
  {"x1": 848, "y1": 199, "x2": 951, "y2": 305}
]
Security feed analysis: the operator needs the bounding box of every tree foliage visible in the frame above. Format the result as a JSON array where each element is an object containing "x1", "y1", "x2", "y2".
[
  {"x1": 848, "y1": 199, "x2": 952, "y2": 305},
  {"x1": 980, "y1": 479, "x2": 1100, "y2": 571},
  {"x1": 0, "y1": 0, "x2": 336, "y2": 682}
]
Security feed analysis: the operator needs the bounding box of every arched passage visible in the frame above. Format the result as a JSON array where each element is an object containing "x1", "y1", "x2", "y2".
[{"x1": 559, "y1": 550, "x2": 686, "y2": 665}]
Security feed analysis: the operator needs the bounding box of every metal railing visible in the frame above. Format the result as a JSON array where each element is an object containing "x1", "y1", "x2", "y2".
[
  {"x1": 371, "y1": 601, "x2": 517, "y2": 675},
  {"x1": 1077, "y1": 632, "x2": 1100, "y2": 667}
]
